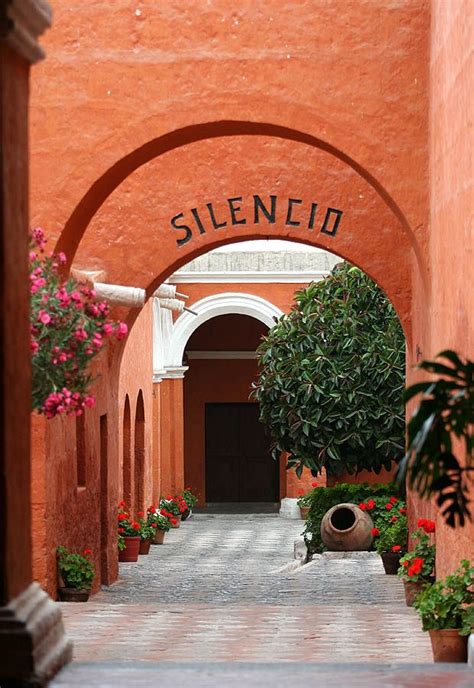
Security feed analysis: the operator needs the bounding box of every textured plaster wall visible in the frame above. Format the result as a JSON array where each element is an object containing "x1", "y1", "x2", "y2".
[{"x1": 426, "y1": 0, "x2": 473, "y2": 576}]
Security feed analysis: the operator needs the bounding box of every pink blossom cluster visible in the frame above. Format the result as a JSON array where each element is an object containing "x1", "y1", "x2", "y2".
[
  {"x1": 43, "y1": 388, "x2": 96, "y2": 419},
  {"x1": 30, "y1": 227, "x2": 129, "y2": 418}
]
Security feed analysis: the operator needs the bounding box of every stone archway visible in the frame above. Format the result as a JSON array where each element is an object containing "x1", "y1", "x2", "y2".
[{"x1": 167, "y1": 292, "x2": 283, "y2": 368}]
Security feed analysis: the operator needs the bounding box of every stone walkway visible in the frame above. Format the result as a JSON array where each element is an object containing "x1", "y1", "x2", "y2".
[{"x1": 51, "y1": 515, "x2": 472, "y2": 686}]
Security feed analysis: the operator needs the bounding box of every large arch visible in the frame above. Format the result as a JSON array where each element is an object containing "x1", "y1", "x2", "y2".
[{"x1": 168, "y1": 292, "x2": 284, "y2": 368}]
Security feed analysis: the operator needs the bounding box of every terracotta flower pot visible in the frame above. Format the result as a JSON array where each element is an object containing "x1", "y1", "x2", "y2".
[
  {"x1": 429, "y1": 629, "x2": 468, "y2": 663},
  {"x1": 119, "y1": 535, "x2": 141, "y2": 562},
  {"x1": 170, "y1": 515, "x2": 181, "y2": 529},
  {"x1": 139, "y1": 538, "x2": 151, "y2": 555},
  {"x1": 381, "y1": 551, "x2": 403, "y2": 574},
  {"x1": 404, "y1": 577, "x2": 434, "y2": 606},
  {"x1": 300, "y1": 506, "x2": 310, "y2": 519},
  {"x1": 152, "y1": 529, "x2": 166, "y2": 544},
  {"x1": 320, "y1": 503, "x2": 373, "y2": 550},
  {"x1": 181, "y1": 508, "x2": 191, "y2": 521},
  {"x1": 58, "y1": 587, "x2": 90, "y2": 602}
]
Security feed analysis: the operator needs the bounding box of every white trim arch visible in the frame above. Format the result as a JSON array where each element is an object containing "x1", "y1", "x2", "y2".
[{"x1": 167, "y1": 292, "x2": 284, "y2": 367}]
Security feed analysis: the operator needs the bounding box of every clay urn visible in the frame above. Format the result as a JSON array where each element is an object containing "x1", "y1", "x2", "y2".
[{"x1": 320, "y1": 503, "x2": 374, "y2": 551}]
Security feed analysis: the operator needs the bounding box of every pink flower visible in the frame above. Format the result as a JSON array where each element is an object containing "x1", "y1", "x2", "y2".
[
  {"x1": 116, "y1": 322, "x2": 128, "y2": 340},
  {"x1": 30, "y1": 339, "x2": 39, "y2": 354},
  {"x1": 83, "y1": 395, "x2": 95, "y2": 408},
  {"x1": 57, "y1": 251, "x2": 67, "y2": 265},
  {"x1": 38, "y1": 310, "x2": 51, "y2": 325},
  {"x1": 74, "y1": 328, "x2": 88, "y2": 341},
  {"x1": 71, "y1": 291, "x2": 82, "y2": 302},
  {"x1": 102, "y1": 323, "x2": 114, "y2": 336},
  {"x1": 29, "y1": 251, "x2": 37, "y2": 261}
]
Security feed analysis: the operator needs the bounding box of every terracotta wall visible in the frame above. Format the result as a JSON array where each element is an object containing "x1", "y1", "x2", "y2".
[{"x1": 413, "y1": 0, "x2": 474, "y2": 577}]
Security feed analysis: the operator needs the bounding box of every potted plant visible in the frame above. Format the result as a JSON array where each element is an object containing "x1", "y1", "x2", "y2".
[
  {"x1": 374, "y1": 513, "x2": 408, "y2": 574},
  {"x1": 136, "y1": 511, "x2": 156, "y2": 555},
  {"x1": 397, "y1": 518, "x2": 436, "y2": 605},
  {"x1": 182, "y1": 487, "x2": 198, "y2": 521},
  {"x1": 413, "y1": 560, "x2": 474, "y2": 662},
  {"x1": 117, "y1": 503, "x2": 141, "y2": 562},
  {"x1": 57, "y1": 546, "x2": 94, "y2": 601},
  {"x1": 146, "y1": 505, "x2": 172, "y2": 544},
  {"x1": 159, "y1": 495, "x2": 187, "y2": 528}
]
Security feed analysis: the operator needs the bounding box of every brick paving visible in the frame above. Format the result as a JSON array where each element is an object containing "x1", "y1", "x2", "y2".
[{"x1": 51, "y1": 514, "x2": 473, "y2": 686}]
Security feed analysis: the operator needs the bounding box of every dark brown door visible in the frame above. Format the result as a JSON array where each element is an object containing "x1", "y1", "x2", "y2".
[{"x1": 205, "y1": 403, "x2": 278, "y2": 502}]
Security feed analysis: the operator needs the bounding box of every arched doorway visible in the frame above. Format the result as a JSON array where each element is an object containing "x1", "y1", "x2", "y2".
[{"x1": 183, "y1": 313, "x2": 281, "y2": 507}]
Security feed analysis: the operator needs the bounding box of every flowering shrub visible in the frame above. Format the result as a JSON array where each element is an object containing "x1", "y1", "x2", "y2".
[
  {"x1": 374, "y1": 514, "x2": 408, "y2": 555},
  {"x1": 57, "y1": 546, "x2": 95, "y2": 590},
  {"x1": 183, "y1": 488, "x2": 198, "y2": 510},
  {"x1": 117, "y1": 503, "x2": 141, "y2": 538},
  {"x1": 160, "y1": 495, "x2": 187, "y2": 518},
  {"x1": 302, "y1": 482, "x2": 403, "y2": 556},
  {"x1": 397, "y1": 519, "x2": 436, "y2": 582},
  {"x1": 146, "y1": 505, "x2": 172, "y2": 532},
  {"x1": 30, "y1": 228, "x2": 128, "y2": 418},
  {"x1": 413, "y1": 560, "x2": 474, "y2": 635}
]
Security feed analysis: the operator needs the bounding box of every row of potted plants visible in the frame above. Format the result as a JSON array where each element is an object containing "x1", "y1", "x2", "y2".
[
  {"x1": 56, "y1": 488, "x2": 198, "y2": 600},
  {"x1": 118, "y1": 489, "x2": 198, "y2": 562}
]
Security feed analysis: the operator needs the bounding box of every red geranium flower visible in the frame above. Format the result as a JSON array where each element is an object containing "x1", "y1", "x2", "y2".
[
  {"x1": 390, "y1": 516, "x2": 398, "y2": 523},
  {"x1": 421, "y1": 519, "x2": 435, "y2": 534},
  {"x1": 118, "y1": 500, "x2": 126, "y2": 508},
  {"x1": 371, "y1": 527, "x2": 380, "y2": 537},
  {"x1": 171, "y1": 518, "x2": 177, "y2": 525},
  {"x1": 366, "y1": 499, "x2": 375, "y2": 511},
  {"x1": 131, "y1": 521, "x2": 140, "y2": 530},
  {"x1": 137, "y1": 511, "x2": 145, "y2": 519},
  {"x1": 83, "y1": 548, "x2": 93, "y2": 556},
  {"x1": 118, "y1": 527, "x2": 125, "y2": 534},
  {"x1": 407, "y1": 557, "x2": 424, "y2": 577},
  {"x1": 298, "y1": 489, "x2": 305, "y2": 496},
  {"x1": 359, "y1": 503, "x2": 367, "y2": 511},
  {"x1": 402, "y1": 560, "x2": 409, "y2": 567},
  {"x1": 118, "y1": 513, "x2": 128, "y2": 521},
  {"x1": 311, "y1": 481, "x2": 318, "y2": 488},
  {"x1": 389, "y1": 496, "x2": 398, "y2": 504},
  {"x1": 385, "y1": 503, "x2": 393, "y2": 511},
  {"x1": 399, "y1": 507, "x2": 407, "y2": 514},
  {"x1": 391, "y1": 545, "x2": 401, "y2": 552}
]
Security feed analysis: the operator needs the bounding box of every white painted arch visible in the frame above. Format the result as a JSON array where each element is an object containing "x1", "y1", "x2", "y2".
[{"x1": 168, "y1": 292, "x2": 284, "y2": 367}]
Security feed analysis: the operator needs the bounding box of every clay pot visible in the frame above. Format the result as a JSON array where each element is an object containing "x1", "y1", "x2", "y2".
[
  {"x1": 381, "y1": 551, "x2": 403, "y2": 575},
  {"x1": 119, "y1": 536, "x2": 140, "y2": 562},
  {"x1": 300, "y1": 506, "x2": 310, "y2": 519},
  {"x1": 139, "y1": 538, "x2": 151, "y2": 555},
  {"x1": 58, "y1": 587, "x2": 90, "y2": 602},
  {"x1": 429, "y1": 629, "x2": 468, "y2": 663},
  {"x1": 404, "y1": 578, "x2": 435, "y2": 606},
  {"x1": 152, "y1": 529, "x2": 166, "y2": 544},
  {"x1": 320, "y1": 503, "x2": 373, "y2": 551},
  {"x1": 170, "y1": 515, "x2": 181, "y2": 529},
  {"x1": 181, "y1": 508, "x2": 192, "y2": 521}
]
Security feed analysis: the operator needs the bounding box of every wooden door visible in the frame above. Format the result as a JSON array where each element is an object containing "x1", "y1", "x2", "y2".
[{"x1": 205, "y1": 403, "x2": 278, "y2": 502}]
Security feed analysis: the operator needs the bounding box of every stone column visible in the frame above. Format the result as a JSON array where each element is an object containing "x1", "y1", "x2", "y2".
[{"x1": 0, "y1": 1, "x2": 72, "y2": 683}]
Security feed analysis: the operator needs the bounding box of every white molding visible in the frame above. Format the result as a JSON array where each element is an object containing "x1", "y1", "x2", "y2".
[
  {"x1": 161, "y1": 366, "x2": 189, "y2": 380},
  {"x1": 167, "y1": 292, "x2": 283, "y2": 367},
  {"x1": 169, "y1": 271, "x2": 329, "y2": 284},
  {"x1": 186, "y1": 351, "x2": 258, "y2": 360},
  {"x1": 1, "y1": 0, "x2": 52, "y2": 64}
]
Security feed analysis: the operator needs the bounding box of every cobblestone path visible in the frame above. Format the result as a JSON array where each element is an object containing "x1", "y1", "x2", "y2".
[{"x1": 52, "y1": 515, "x2": 472, "y2": 687}]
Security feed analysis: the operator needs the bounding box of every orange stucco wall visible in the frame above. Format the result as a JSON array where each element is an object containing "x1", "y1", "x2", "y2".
[{"x1": 26, "y1": 1, "x2": 474, "y2": 594}]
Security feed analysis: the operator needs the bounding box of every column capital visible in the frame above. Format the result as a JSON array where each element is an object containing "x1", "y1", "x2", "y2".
[
  {"x1": 161, "y1": 366, "x2": 189, "y2": 380},
  {"x1": 1, "y1": 0, "x2": 52, "y2": 64}
]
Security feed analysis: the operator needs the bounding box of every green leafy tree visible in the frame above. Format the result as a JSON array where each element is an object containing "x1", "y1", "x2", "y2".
[{"x1": 252, "y1": 263, "x2": 405, "y2": 478}]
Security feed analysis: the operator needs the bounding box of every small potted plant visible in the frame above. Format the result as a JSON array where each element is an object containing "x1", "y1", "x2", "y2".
[
  {"x1": 375, "y1": 513, "x2": 408, "y2": 574},
  {"x1": 118, "y1": 502, "x2": 141, "y2": 562},
  {"x1": 159, "y1": 495, "x2": 187, "y2": 528},
  {"x1": 397, "y1": 518, "x2": 436, "y2": 606},
  {"x1": 182, "y1": 487, "x2": 198, "y2": 521},
  {"x1": 297, "y1": 482, "x2": 319, "y2": 519},
  {"x1": 136, "y1": 511, "x2": 156, "y2": 555},
  {"x1": 57, "y1": 546, "x2": 94, "y2": 601},
  {"x1": 413, "y1": 560, "x2": 474, "y2": 662},
  {"x1": 147, "y1": 505, "x2": 172, "y2": 544}
]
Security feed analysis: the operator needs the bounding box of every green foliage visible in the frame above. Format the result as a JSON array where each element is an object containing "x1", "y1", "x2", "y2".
[
  {"x1": 253, "y1": 263, "x2": 405, "y2": 478},
  {"x1": 57, "y1": 546, "x2": 95, "y2": 590},
  {"x1": 303, "y1": 482, "x2": 403, "y2": 556},
  {"x1": 183, "y1": 488, "x2": 198, "y2": 509},
  {"x1": 374, "y1": 515, "x2": 408, "y2": 554},
  {"x1": 413, "y1": 560, "x2": 474, "y2": 635},
  {"x1": 398, "y1": 351, "x2": 474, "y2": 528}
]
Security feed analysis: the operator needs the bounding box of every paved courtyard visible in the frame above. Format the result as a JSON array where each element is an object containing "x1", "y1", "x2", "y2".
[{"x1": 51, "y1": 515, "x2": 472, "y2": 687}]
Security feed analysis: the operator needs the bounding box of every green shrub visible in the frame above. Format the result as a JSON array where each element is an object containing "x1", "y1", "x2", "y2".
[
  {"x1": 303, "y1": 482, "x2": 404, "y2": 556},
  {"x1": 374, "y1": 515, "x2": 408, "y2": 554},
  {"x1": 253, "y1": 263, "x2": 405, "y2": 479}
]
